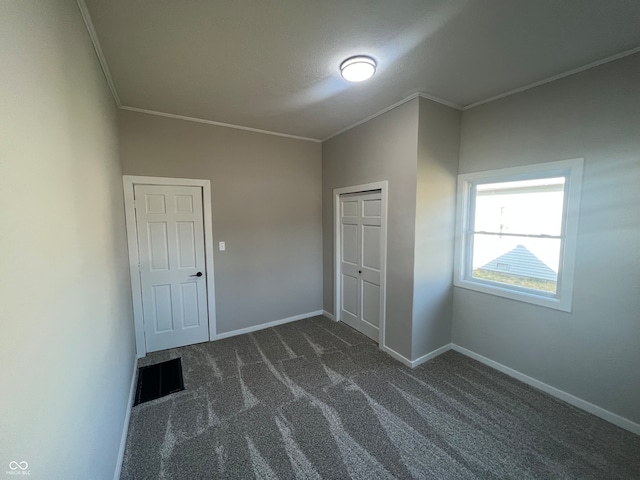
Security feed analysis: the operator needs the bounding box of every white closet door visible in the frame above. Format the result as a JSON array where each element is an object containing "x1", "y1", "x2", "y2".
[
  {"x1": 340, "y1": 191, "x2": 382, "y2": 341},
  {"x1": 134, "y1": 184, "x2": 209, "y2": 352},
  {"x1": 340, "y1": 194, "x2": 361, "y2": 331}
]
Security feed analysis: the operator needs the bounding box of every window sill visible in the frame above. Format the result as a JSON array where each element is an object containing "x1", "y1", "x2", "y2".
[{"x1": 453, "y1": 278, "x2": 572, "y2": 312}]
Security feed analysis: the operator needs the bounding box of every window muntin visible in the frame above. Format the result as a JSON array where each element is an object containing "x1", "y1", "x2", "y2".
[
  {"x1": 468, "y1": 177, "x2": 565, "y2": 295},
  {"x1": 454, "y1": 159, "x2": 583, "y2": 312}
]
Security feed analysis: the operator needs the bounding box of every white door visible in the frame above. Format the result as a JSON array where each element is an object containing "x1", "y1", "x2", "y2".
[
  {"x1": 134, "y1": 184, "x2": 209, "y2": 352},
  {"x1": 340, "y1": 190, "x2": 382, "y2": 341}
]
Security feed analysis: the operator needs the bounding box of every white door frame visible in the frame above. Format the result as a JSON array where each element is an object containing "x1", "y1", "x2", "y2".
[
  {"x1": 333, "y1": 181, "x2": 388, "y2": 348},
  {"x1": 123, "y1": 175, "x2": 217, "y2": 358}
]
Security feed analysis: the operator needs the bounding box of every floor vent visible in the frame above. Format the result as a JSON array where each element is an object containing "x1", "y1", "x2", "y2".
[{"x1": 134, "y1": 357, "x2": 185, "y2": 406}]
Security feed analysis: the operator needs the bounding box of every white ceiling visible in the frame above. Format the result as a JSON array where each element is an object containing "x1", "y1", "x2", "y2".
[{"x1": 83, "y1": 0, "x2": 640, "y2": 141}]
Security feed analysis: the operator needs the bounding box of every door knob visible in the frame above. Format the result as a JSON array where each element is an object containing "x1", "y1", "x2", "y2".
[
  {"x1": 190, "y1": 272, "x2": 203, "y2": 277},
  {"x1": 359, "y1": 270, "x2": 362, "y2": 274}
]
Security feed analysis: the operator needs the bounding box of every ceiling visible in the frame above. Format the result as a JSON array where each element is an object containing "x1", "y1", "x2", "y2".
[{"x1": 83, "y1": 0, "x2": 640, "y2": 141}]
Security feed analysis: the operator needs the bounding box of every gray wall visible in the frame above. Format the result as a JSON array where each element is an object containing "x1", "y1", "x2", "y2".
[
  {"x1": 412, "y1": 98, "x2": 461, "y2": 358},
  {"x1": 453, "y1": 54, "x2": 640, "y2": 423},
  {"x1": 0, "y1": 1, "x2": 135, "y2": 479},
  {"x1": 322, "y1": 99, "x2": 419, "y2": 358},
  {"x1": 119, "y1": 110, "x2": 323, "y2": 334}
]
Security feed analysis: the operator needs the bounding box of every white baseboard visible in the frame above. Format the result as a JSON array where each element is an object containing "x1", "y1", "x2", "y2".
[
  {"x1": 381, "y1": 343, "x2": 452, "y2": 368},
  {"x1": 451, "y1": 344, "x2": 640, "y2": 436},
  {"x1": 214, "y1": 310, "x2": 323, "y2": 340},
  {"x1": 113, "y1": 357, "x2": 138, "y2": 480},
  {"x1": 381, "y1": 345, "x2": 413, "y2": 367},
  {"x1": 323, "y1": 310, "x2": 335, "y2": 321},
  {"x1": 411, "y1": 343, "x2": 453, "y2": 368}
]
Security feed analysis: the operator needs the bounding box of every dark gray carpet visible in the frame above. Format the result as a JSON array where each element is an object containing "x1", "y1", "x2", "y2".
[{"x1": 121, "y1": 316, "x2": 640, "y2": 479}]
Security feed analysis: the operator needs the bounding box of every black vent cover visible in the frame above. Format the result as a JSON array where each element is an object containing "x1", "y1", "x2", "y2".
[{"x1": 134, "y1": 357, "x2": 185, "y2": 406}]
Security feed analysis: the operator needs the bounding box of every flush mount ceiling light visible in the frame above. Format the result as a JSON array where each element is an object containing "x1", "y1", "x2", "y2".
[{"x1": 340, "y1": 56, "x2": 376, "y2": 82}]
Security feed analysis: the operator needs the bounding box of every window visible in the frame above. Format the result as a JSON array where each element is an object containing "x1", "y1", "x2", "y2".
[{"x1": 454, "y1": 159, "x2": 583, "y2": 312}]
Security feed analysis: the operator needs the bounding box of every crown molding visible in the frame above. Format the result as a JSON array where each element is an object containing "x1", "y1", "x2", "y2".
[
  {"x1": 76, "y1": 0, "x2": 320, "y2": 142},
  {"x1": 463, "y1": 45, "x2": 640, "y2": 110},
  {"x1": 322, "y1": 92, "x2": 462, "y2": 142},
  {"x1": 322, "y1": 92, "x2": 420, "y2": 142},
  {"x1": 75, "y1": 0, "x2": 639, "y2": 142},
  {"x1": 76, "y1": 0, "x2": 121, "y2": 107},
  {"x1": 120, "y1": 106, "x2": 322, "y2": 143},
  {"x1": 418, "y1": 92, "x2": 463, "y2": 111}
]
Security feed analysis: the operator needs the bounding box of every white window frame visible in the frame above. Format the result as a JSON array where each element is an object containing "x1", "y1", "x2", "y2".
[{"x1": 453, "y1": 158, "x2": 584, "y2": 312}]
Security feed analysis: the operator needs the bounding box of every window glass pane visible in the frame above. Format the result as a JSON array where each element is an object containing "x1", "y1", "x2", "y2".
[
  {"x1": 474, "y1": 177, "x2": 565, "y2": 236},
  {"x1": 471, "y1": 233, "x2": 560, "y2": 294}
]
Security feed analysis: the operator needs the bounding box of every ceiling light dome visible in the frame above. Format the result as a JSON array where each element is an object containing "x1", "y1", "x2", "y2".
[{"x1": 340, "y1": 56, "x2": 376, "y2": 82}]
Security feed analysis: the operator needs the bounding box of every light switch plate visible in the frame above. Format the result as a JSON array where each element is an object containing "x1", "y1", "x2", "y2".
[{"x1": 219, "y1": 241, "x2": 226, "y2": 251}]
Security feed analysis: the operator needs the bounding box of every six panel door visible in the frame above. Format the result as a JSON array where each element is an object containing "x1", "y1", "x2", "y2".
[
  {"x1": 134, "y1": 185, "x2": 209, "y2": 352},
  {"x1": 340, "y1": 190, "x2": 382, "y2": 341}
]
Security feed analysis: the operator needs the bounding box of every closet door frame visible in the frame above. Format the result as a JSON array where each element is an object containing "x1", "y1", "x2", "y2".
[{"x1": 333, "y1": 181, "x2": 388, "y2": 348}]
